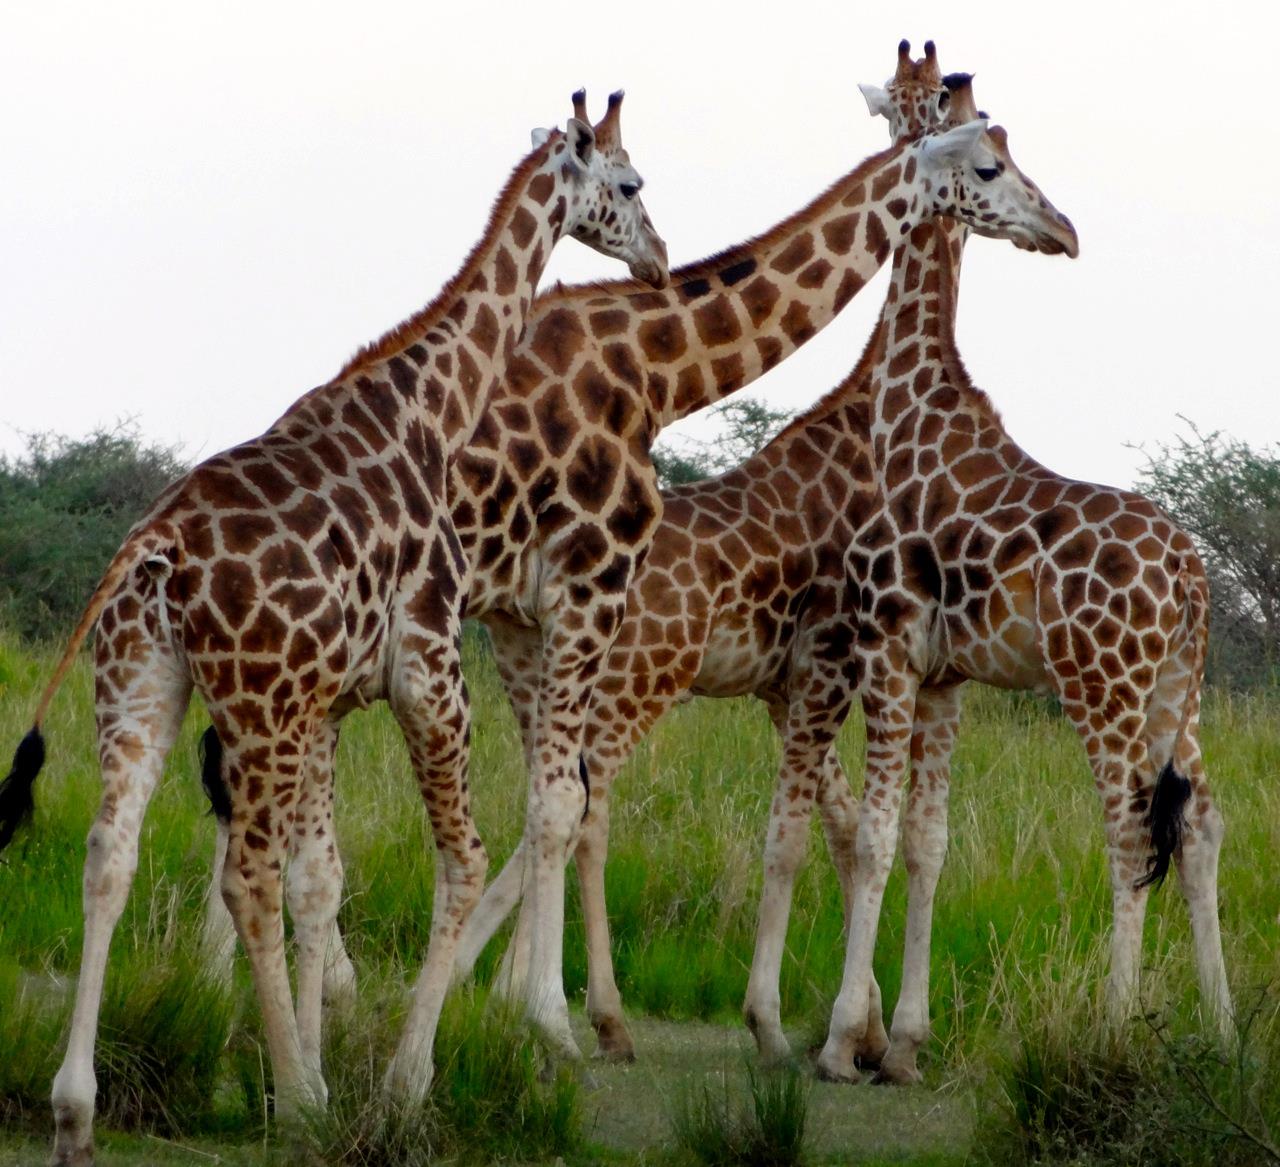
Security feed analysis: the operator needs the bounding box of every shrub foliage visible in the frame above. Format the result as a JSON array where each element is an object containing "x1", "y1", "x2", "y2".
[{"x1": 0, "y1": 423, "x2": 188, "y2": 642}]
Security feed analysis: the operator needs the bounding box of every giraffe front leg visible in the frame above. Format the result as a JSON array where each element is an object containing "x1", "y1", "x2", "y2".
[
  {"x1": 743, "y1": 754, "x2": 818, "y2": 1066},
  {"x1": 817, "y1": 655, "x2": 918, "y2": 1084},
  {"x1": 454, "y1": 617, "x2": 540, "y2": 989},
  {"x1": 575, "y1": 784, "x2": 635, "y2": 1061},
  {"x1": 519, "y1": 608, "x2": 625, "y2": 1067},
  {"x1": 383, "y1": 636, "x2": 488, "y2": 1104},
  {"x1": 454, "y1": 839, "x2": 530, "y2": 987},
  {"x1": 522, "y1": 767, "x2": 586, "y2": 1064},
  {"x1": 815, "y1": 751, "x2": 889, "y2": 1068},
  {"x1": 745, "y1": 668, "x2": 857, "y2": 1066},
  {"x1": 878, "y1": 684, "x2": 962, "y2": 1085}
]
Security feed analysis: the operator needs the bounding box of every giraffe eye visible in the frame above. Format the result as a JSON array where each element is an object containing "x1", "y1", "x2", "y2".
[
  {"x1": 619, "y1": 182, "x2": 640, "y2": 200},
  {"x1": 974, "y1": 165, "x2": 1002, "y2": 182}
]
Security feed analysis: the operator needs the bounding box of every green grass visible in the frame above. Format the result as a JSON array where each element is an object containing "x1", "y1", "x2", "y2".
[
  {"x1": 671, "y1": 1062, "x2": 810, "y2": 1166},
  {"x1": 2, "y1": 631, "x2": 1279, "y2": 1163}
]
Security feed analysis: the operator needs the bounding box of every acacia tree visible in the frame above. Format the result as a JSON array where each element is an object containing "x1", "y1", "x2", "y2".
[
  {"x1": 0, "y1": 423, "x2": 188, "y2": 642},
  {"x1": 1134, "y1": 421, "x2": 1280, "y2": 686},
  {"x1": 651, "y1": 396, "x2": 795, "y2": 488}
]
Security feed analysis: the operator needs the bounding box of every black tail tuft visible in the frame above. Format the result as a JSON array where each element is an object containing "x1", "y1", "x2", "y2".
[
  {"x1": 579, "y1": 754, "x2": 590, "y2": 822},
  {"x1": 1136, "y1": 761, "x2": 1192, "y2": 890},
  {"x1": 0, "y1": 728, "x2": 46, "y2": 852},
  {"x1": 198, "y1": 726, "x2": 231, "y2": 824}
]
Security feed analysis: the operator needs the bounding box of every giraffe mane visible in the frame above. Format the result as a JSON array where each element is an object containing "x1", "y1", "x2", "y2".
[
  {"x1": 754, "y1": 218, "x2": 1009, "y2": 466},
  {"x1": 558, "y1": 141, "x2": 909, "y2": 302},
  {"x1": 768, "y1": 321, "x2": 881, "y2": 447},
  {"x1": 337, "y1": 132, "x2": 562, "y2": 379},
  {"x1": 923, "y1": 219, "x2": 1006, "y2": 429}
]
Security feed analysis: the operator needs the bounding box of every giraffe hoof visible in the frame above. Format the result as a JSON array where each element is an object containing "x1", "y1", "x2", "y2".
[
  {"x1": 872, "y1": 1060, "x2": 923, "y2": 1086},
  {"x1": 812, "y1": 1055, "x2": 861, "y2": 1085},
  {"x1": 591, "y1": 1016, "x2": 637, "y2": 1063},
  {"x1": 592, "y1": 1043, "x2": 637, "y2": 1064}
]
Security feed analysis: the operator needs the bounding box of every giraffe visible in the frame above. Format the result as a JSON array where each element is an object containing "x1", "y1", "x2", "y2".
[
  {"x1": 811, "y1": 100, "x2": 1232, "y2": 1086},
  {"x1": 197, "y1": 60, "x2": 1080, "y2": 1065},
  {"x1": 0, "y1": 90, "x2": 668, "y2": 1166},
  {"x1": 461, "y1": 46, "x2": 1079, "y2": 1070},
  {"x1": 452, "y1": 50, "x2": 1086, "y2": 1067}
]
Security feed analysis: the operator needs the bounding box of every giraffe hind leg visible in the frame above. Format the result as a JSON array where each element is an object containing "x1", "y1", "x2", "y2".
[
  {"x1": 1144, "y1": 640, "x2": 1232, "y2": 1039},
  {"x1": 198, "y1": 728, "x2": 237, "y2": 981},
  {"x1": 383, "y1": 635, "x2": 488, "y2": 1104},
  {"x1": 216, "y1": 703, "x2": 330, "y2": 1119},
  {"x1": 52, "y1": 623, "x2": 191, "y2": 1166},
  {"x1": 287, "y1": 721, "x2": 351, "y2": 1079}
]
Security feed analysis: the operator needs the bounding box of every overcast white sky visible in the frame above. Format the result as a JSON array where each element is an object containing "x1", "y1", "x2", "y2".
[{"x1": 2, "y1": 1, "x2": 1276, "y2": 491}]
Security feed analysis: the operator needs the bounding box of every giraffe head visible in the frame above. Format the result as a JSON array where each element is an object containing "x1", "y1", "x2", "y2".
[
  {"x1": 859, "y1": 39, "x2": 951, "y2": 143},
  {"x1": 861, "y1": 42, "x2": 1079, "y2": 258},
  {"x1": 918, "y1": 113, "x2": 1079, "y2": 257},
  {"x1": 533, "y1": 89, "x2": 669, "y2": 288}
]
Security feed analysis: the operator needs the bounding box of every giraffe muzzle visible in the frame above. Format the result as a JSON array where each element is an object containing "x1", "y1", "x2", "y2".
[
  {"x1": 630, "y1": 233, "x2": 670, "y2": 288},
  {"x1": 1036, "y1": 212, "x2": 1079, "y2": 258}
]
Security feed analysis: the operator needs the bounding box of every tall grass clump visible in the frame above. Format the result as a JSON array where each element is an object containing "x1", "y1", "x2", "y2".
[
  {"x1": 95, "y1": 952, "x2": 236, "y2": 1134},
  {"x1": 671, "y1": 1063, "x2": 810, "y2": 1167},
  {"x1": 297, "y1": 987, "x2": 582, "y2": 1166},
  {"x1": 0, "y1": 952, "x2": 233, "y2": 1136},
  {"x1": 973, "y1": 959, "x2": 1280, "y2": 1167},
  {"x1": 0, "y1": 958, "x2": 71, "y2": 1125}
]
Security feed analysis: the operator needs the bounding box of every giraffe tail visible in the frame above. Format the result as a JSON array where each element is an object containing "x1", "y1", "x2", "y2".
[
  {"x1": 198, "y1": 725, "x2": 232, "y2": 824},
  {"x1": 0, "y1": 521, "x2": 181, "y2": 854},
  {"x1": 1135, "y1": 557, "x2": 1208, "y2": 891}
]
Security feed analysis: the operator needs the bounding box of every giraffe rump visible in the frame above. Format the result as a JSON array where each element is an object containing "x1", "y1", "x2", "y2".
[
  {"x1": 199, "y1": 726, "x2": 231, "y2": 824},
  {"x1": 1136, "y1": 760, "x2": 1192, "y2": 890},
  {"x1": 0, "y1": 728, "x2": 46, "y2": 852}
]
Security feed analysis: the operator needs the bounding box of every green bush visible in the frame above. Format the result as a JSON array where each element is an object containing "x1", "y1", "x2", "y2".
[{"x1": 0, "y1": 423, "x2": 187, "y2": 642}]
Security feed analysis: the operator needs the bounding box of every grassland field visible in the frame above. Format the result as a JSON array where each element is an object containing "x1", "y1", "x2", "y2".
[{"x1": 0, "y1": 629, "x2": 1277, "y2": 1165}]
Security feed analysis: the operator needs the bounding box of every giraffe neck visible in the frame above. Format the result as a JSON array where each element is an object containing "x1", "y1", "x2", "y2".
[
  {"x1": 333, "y1": 139, "x2": 569, "y2": 455},
  {"x1": 869, "y1": 216, "x2": 995, "y2": 471},
  {"x1": 734, "y1": 214, "x2": 968, "y2": 476},
  {"x1": 564, "y1": 140, "x2": 934, "y2": 429}
]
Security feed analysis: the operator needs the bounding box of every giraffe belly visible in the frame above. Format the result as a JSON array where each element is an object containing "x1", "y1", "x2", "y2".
[
  {"x1": 693, "y1": 609, "x2": 790, "y2": 697},
  {"x1": 940, "y1": 593, "x2": 1049, "y2": 692}
]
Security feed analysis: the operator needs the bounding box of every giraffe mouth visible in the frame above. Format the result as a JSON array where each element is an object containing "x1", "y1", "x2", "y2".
[
  {"x1": 1033, "y1": 214, "x2": 1079, "y2": 259},
  {"x1": 629, "y1": 257, "x2": 670, "y2": 289}
]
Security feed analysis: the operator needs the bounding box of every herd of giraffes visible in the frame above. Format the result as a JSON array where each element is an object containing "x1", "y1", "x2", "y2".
[{"x1": 0, "y1": 41, "x2": 1235, "y2": 1166}]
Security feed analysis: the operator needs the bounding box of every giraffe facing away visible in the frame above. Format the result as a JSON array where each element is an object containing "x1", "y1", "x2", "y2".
[
  {"x1": 458, "y1": 46, "x2": 1078, "y2": 1074},
  {"x1": 198, "y1": 61, "x2": 1085, "y2": 1064},
  {"x1": 0, "y1": 91, "x2": 668, "y2": 1167},
  {"x1": 812, "y1": 104, "x2": 1233, "y2": 1084}
]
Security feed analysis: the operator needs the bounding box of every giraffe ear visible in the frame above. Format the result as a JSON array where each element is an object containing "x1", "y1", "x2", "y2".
[
  {"x1": 920, "y1": 119, "x2": 989, "y2": 167},
  {"x1": 566, "y1": 117, "x2": 595, "y2": 167},
  {"x1": 530, "y1": 127, "x2": 553, "y2": 149},
  {"x1": 859, "y1": 83, "x2": 892, "y2": 120}
]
